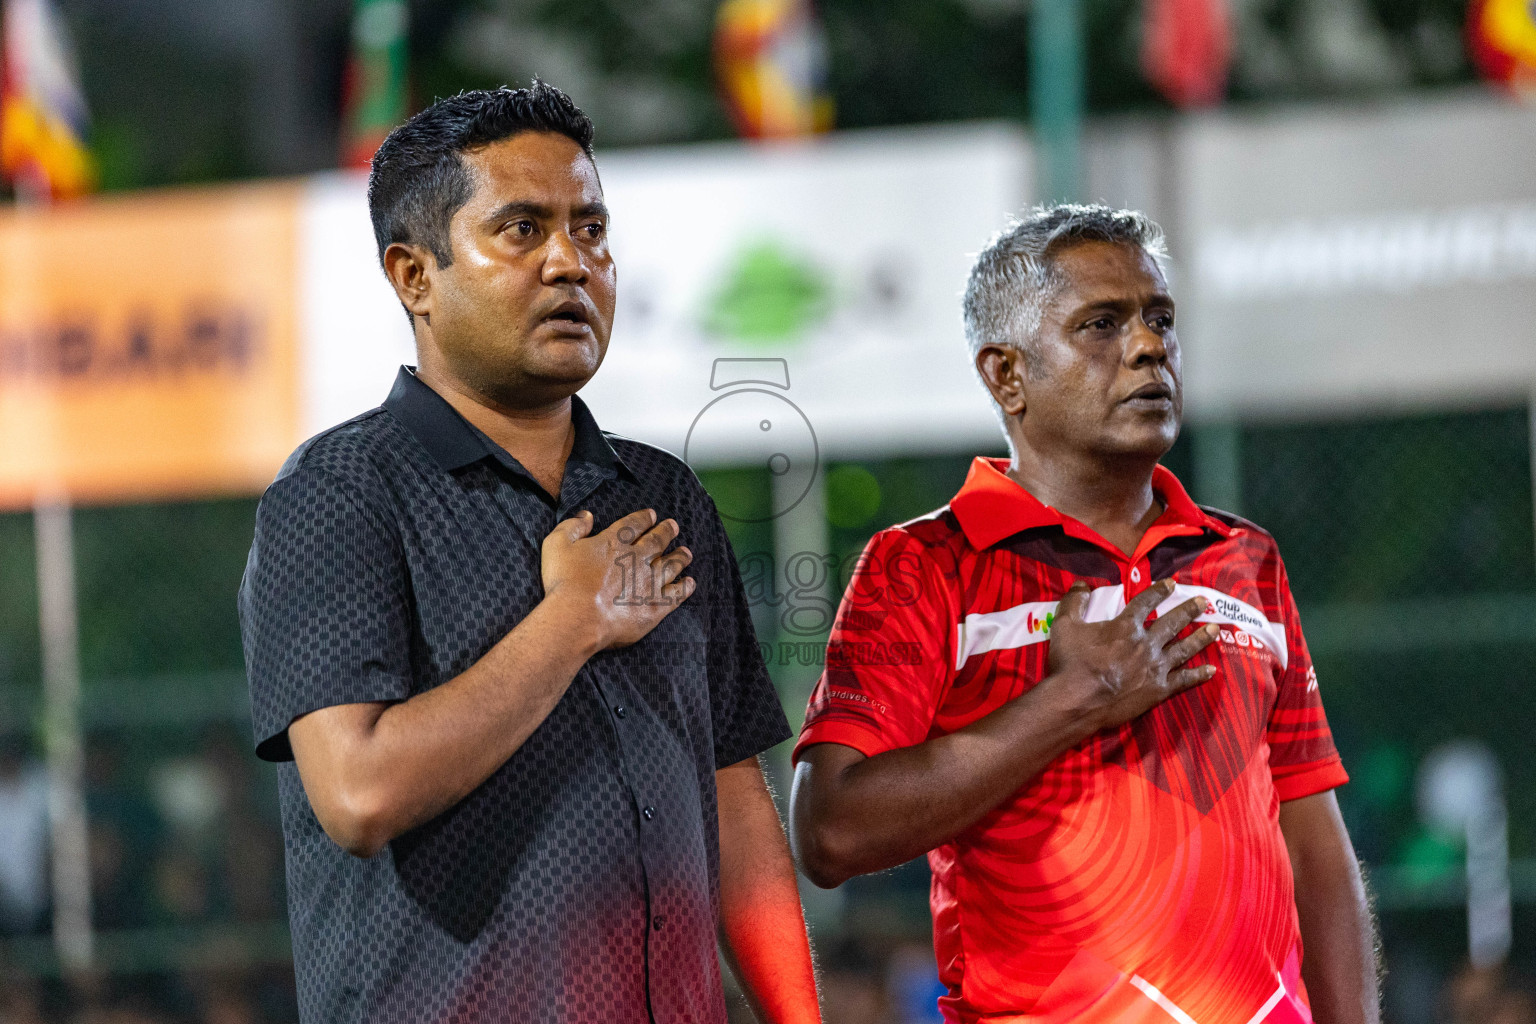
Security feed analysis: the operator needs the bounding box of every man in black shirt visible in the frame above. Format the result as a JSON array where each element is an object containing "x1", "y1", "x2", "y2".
[{"x1": 239, "y1": 83, "x2": 820, "y2": 1024}]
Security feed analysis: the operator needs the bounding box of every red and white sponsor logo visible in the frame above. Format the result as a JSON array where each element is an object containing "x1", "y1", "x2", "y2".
[{"x1": 957, "y1": 582, "x2": 1288, "y2": 671}]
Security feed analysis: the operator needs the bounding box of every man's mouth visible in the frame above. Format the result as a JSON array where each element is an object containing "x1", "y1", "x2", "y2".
[
  {"x1": 540, "y1": 300, "x2": 591, "y2": 327},
  {"x1": 1122, "y1": 381, "x2": 1174, "y2": 404}
]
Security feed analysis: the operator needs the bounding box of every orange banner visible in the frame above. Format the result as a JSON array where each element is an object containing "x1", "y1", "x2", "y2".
[{"x1": 0, "y1": 183, "x2": 302, "y2": 509}]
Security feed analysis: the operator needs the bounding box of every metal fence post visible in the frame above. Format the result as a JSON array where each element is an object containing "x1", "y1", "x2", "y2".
[
  {"x1": 34, "y1": 495, "x2": 93, "y2": 973},
  {"x1": 1031, "y1": 0, "x2": 1083, "y2": 203}
]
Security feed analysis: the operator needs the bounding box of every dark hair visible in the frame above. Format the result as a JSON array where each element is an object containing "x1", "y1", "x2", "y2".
[{"x1": 367, "y1": 81, "x2": 595, "y2": 270}]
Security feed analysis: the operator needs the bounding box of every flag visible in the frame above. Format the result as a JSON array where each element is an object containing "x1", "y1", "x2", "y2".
[
  {"x1": 0, "y1": 0, "x2": 93, "y2": 201},
  {"x1": 1468, "y1": 0, "x2": 1536, "y2": 98},
  {"x1": 713, "y1": 0, "x2": 833, "y2": 140},
  {"x1": 342, "y1": 0, "x2": 409, "y2": 169},
  {"x1": 1141, "y1": 0, "x2": 1231, "y2": 108}
]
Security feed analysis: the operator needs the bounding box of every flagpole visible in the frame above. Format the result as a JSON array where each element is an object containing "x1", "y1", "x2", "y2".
[
  {"x1": 6, "y1": 0, "x2": 101, "y2": 977},
  {"x1": 34, "y1": 491, "x2": 93, "y2": 974},
  {"x1": 1030, "y1": 0, "x2": 1084, "y2": 203}
]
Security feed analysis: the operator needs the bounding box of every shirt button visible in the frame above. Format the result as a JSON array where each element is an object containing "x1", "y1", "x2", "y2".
[
  {"x1": 1130, "y1": 567, "x2": 1141, "y2": 583},
  {"x1": 652, "y1": 915, "x2": 666, "y2": 931},
  {"x1": 614, "y1": 706, "x2": 627, "y2": 719},
  {"x1": 642, "y1": 806, "x2": 655, "y2": 820}
]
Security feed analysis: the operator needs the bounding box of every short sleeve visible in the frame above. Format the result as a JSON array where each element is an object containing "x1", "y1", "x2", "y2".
[
  {"x1": 1266, "y1": 556, "x2": 1349, "y2": 801},
  {"x1": 792, "y1": 528, "x2": 955, "y2": 764},
  {"x1": 239, "y1": 465, "x2": 413, "y2": 762},
  {"x1": 702, "y1": 503, "x2": 792, "y2": 770}
]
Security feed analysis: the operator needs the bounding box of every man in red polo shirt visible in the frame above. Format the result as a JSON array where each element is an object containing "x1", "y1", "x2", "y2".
[{"x1": 790, "y1": 205, "x2": 1377, "y2": 1024}]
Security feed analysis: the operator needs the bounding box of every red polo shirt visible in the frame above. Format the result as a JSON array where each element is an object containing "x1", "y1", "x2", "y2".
[{"x1": 794, "y1": 458, "x2": 1347, "y2": 1024}]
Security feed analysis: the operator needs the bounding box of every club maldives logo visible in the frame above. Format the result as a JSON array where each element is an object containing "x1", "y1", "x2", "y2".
[{"x1": 956, "y1": 583, "x2": 1290, "y2": 671}]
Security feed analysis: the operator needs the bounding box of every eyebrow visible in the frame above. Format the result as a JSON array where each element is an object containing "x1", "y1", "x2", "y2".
[
  {"x1": 1070, "y1": 292, "x2": 1176, "y2": 317},
  {"x1": 482, "y1": 199, "x2": 610, "y2": 226}
]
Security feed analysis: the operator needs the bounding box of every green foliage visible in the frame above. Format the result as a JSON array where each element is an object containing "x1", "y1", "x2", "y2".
[
  {"x1": 0, "y1": 512, "x2": 40, "y2": 690},
  {"x1": 69, "y1": 498, "x2": 258, "y2": 679},
  {"x1": 74, "y1": 18, "x2": 255, "y2": 191},
  {"x1": 825, "y1": 464, "x2": 882, "y2": 530},
  {"x1": 1244, "y1": 408, "x2": 1535, "y2": 602}
]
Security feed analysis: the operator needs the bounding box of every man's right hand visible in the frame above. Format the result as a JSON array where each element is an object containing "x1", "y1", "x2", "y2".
[
  {"x1": 541, "y1": 508, "x2": 696, "y2": 651},
  {"x1": 791, "y1": 576, "x2": 1221, "y2": 887},
  {"x1": 1045, "y1": 577, "x2": 1219, "y2": 733}
]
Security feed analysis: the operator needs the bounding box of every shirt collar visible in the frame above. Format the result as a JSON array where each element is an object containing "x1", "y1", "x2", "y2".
[
  {"x1": 382, "y1": 366, "x2": 629, "y2": 478},
  {"x1": 948, "y1": 456, "x2": 1232, "y2": 557}
]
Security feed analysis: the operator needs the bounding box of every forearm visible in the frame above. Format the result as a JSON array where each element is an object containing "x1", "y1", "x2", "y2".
[
  {"x1": 718, "y1": 758, "x2": 820, "y2": 1024},
  {"x1": 1295, "y1": 858, "x2": 1378, "y2": 1024},
  {"x1": 1281, "y1": 794, "x2": 1380, "y2": 1024},
  {"x1": 793, "y1": 675, "x2": 1096, "y2": 886},
  {"x1": 294, "y1": 595, "x2": 598, "y2": 854}
]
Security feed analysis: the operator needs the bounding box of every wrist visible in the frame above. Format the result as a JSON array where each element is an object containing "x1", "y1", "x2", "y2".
[
  {"x1": 537, "y1": 586, "x2": 605, "y2": 658},
  {"x1": 1035, "y1": 665, "x2": 1108, "y2": 743}
]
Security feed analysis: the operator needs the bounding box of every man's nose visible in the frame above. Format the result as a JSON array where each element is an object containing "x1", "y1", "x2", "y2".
[
  {"x1": 540, "y1": 231, "x2": 590, "y2": 286},
  {"x1": 1124, "y1": 317, "x2": 1168, "y2": 367}
]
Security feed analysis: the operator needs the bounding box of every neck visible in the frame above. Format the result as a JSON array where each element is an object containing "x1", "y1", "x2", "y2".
[
  {"x1": 1006, "y1": 440, "x2": 1163, "y2": 558},
  {"x1": 414, "y1": 362, "x2": 576, "y2": 499}
]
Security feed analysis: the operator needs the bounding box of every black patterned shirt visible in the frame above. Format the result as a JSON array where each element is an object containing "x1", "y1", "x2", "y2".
[{"x1": 239, "y1": 367, "x2": 790, "y2": 1024}]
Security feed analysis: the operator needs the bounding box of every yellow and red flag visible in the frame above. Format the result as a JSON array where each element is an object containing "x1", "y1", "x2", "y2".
[
  {"x1": 1469, "y1": 0, "x2": 1536, "y2": 97},
  {"x1": 0, "y1": 0, "x2": 93, "y2": 201},
  {"x1": 713, "y1": 0, "x2": 833, "y2": 140}
]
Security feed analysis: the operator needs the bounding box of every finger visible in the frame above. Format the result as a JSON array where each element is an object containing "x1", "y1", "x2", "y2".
[
  {"x1": 658, "y1": 575, "x2": 696, "y2": 605},
  {"x1": 606, "y1": 508, "x2": 657, "y2": 543},
  {"x1": 1124, "y1": 578, "x2": 1177, "y2": 623},
  {"x1": 547, "y1": 510, "x2": 594, "y2": 544},
  {"x1": 654, "y1": 546, "x2": 694, "y2": 585},
  {"x1": 1167, "y1": 663, "x2": 1217, "y2": 692},
  {"x1": 1056, "y1": 580, "x2": 1092, "y2": 622},
  {"x1": 635, "y1": 518, "x2": 680, "y2": 557},
  {"x1": 1162, "y1": 623, "x2": 1220, "y2": 666},
  {"x1": 1147, "y1": 595, "x2": 1208, "y2": 645}
]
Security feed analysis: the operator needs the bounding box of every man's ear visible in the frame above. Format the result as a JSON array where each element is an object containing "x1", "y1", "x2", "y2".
[
  {"x1": 383, "y1": 242, "x2": 437, "y2": 321},
  {"x1": 976, "y1": 343, "x2": 1028, "y2": 418}
]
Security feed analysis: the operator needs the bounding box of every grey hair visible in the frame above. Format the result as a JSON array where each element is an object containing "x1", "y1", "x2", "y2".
[{"x1": 963, "y1": 203, "x2": 1169, "y2": 363}]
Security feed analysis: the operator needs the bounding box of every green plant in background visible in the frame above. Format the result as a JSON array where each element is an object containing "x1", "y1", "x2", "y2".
[
  {"x1": 1353, "y1": 742, "x2": 1412, "y2": 812},
  {"x1": 701, "y1": 240, "x2": 832, "y2": 345},
  {"x1": 826, "y1": 464, "x2": 882, "y2": 530},
  {"x1": 1396, "y1": 828, "x2": 1464, "y2": 886}
]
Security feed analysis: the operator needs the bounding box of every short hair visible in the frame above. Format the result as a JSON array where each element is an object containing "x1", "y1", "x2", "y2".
[
  {"x1": 367, "y1": 81, "x2": 596, "y2": 271},
  {"x1": 962, "y1": 203, "x2": 1169, "y2": 363}
]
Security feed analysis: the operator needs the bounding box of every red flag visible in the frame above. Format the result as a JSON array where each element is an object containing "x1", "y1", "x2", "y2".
[{"x1": 1141, "y1": 0, "x2": 1231, "y2": 108}]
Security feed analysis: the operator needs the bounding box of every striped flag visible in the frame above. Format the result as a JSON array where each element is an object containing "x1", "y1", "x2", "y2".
[
  {"x1": 0, "y1": 0, "x2": 93, "y2": 201},
  {"x1": 713, "y1": 0, "x2": 833, "y2": 140},
  {"x1": 342, "y1": 0, "x2": 409, "y2": 169}
]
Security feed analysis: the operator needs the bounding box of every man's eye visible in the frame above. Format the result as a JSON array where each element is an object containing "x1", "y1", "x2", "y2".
[
  {"x1": 581, "y1": 222, "x2": 605, "y2": 240},
  {"x1": 1086, "y1": 317, "x2": 1115, "y2": 331},
  {"x1": 1151, "y1": 313, "x2": 1174, "y2": 330},
  {"x1": 510, "y1": 220, "x2": 535, "y2": 237}
]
